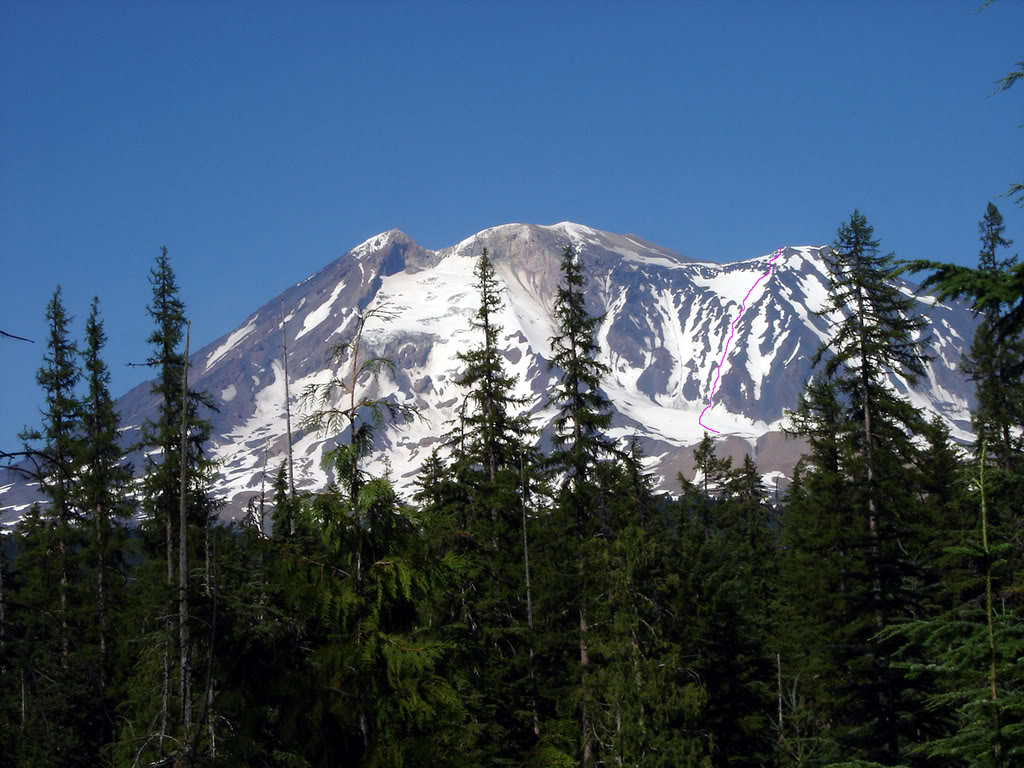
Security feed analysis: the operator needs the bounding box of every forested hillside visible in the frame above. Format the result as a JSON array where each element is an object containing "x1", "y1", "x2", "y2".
[{"x1": 1, "y1": 202, "x2": 1022, "y2": 768}]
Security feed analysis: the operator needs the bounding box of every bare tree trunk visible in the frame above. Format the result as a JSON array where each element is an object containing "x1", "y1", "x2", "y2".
[
  {"x1": 521, "y1": 456, "x2": 540, "y2": 737},
  {"x1": 979, "y1": 443, "x2": 1003, "y2": 766},
  {"x1": 0, "y1": 555, "x2": 5, "y2": 661},
  {"x1": 58, "y1": 501, "x2": 69, "y2": 665},
  {"x1": 348, "y1": 316, "x2": 369, "y2": 748},
  {"x1": 580, "y1": 604, "x2": 592, "y2": 765},
  {"x1": 189, "y1": 527, "x2": 218, "y2": 767},
  {"x1": 20, "y1": 665, "x2": 26, "y2": 731},
  {"x1": 179, "y1": 322, "x2": 192, "y2": 736},
  {"x1": 205, "y1": 520, "x2": 211, "y2": 598},
  {"x1": 160, "y1": 633, "x2": 169, "y2": 750},
  {"x1": 777, "y1": 652, "x2": 784, "y2": 743},
  {"x1": 281, "y1": 301, "x2": 296, "y2": 532},
  {"x1": 96, "y1": 504, "x2": 106, "y2": 689},
  {"x1": 853, "y1": 262, "x2": 895, "y2": 756},
  {"x1": 163, "y1": 418, "x2": 174, "y2": 751},
  {"x1": 208, "y1": 682, "x2": 216, "y2": 759}
]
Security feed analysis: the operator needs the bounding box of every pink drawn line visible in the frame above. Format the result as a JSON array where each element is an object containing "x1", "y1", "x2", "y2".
[{"x1": 698, "y1": 248, "x2": 783, "y2": 435}]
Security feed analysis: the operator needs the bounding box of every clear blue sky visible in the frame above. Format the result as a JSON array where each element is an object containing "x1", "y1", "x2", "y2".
[{"x1": 2, "y1": 0, "x2": 1021, "y2": 449}]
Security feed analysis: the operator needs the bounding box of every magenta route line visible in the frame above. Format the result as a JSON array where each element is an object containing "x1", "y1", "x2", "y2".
[{"x1": 698, "y1": 248, "x2": 783, "y2": 435}]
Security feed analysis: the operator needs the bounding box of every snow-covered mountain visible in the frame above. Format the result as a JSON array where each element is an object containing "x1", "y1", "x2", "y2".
[{"x1": 1, "y1": 222, "x2": 979, "y2": 523}]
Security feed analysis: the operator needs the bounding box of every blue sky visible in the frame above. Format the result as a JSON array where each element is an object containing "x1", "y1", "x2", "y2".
[{"x1": 1, "y1": 0, "x2": 1022, "y2": 448}]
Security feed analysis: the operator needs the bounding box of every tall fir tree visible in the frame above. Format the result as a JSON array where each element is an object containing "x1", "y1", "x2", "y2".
[
  {"x1": 437, "y1": 247, "x2": 541, "y2": 764},
  {"x1": 121, "y1": 247, "x2": 219, "y2": 767},
  {"x1": 20, "y1": 285, "x2": 82, "y2": 666},
  {"x1": 541, "y1": 243, "x2": 618, "y2": 766},
  {"x1": 77, "y1": 296, "x2": 133, "y2": 743},
  {"x1": 959, "y1": 204, "x2": 1024, "y2": 475},
  {"x1": 6, "y1": 285, "x2": 94, "y2": 766},
  {"x1": 798, "y1": 210, "x2": 937, "y2": 763}
]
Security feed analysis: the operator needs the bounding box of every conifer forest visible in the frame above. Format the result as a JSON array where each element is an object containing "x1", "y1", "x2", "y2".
[
  {"x1": 1, "y1": 195, "x2": 1022, "y2": 768},
  {"x1": 2, "y1": 43, "x2": 1024, "y2": 765}
]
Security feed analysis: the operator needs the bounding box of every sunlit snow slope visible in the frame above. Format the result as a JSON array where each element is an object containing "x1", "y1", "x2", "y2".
[{"x1": 1, "y1": 222, "x2": 979, "y2": 523}]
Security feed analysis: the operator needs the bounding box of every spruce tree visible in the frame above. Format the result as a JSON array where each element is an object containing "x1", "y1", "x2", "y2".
[
  {"x1": 20, "y1": 285, "x2": 82, "y2": 665},
  {"x1": 880, "y1": 442, "x2": 1024, "y2": 766},
  {"x1": 807, "y1": 210, "x2": 935, "y2": 762},
  {"x1": 436, "y1": 247, "x2": 540, "y2": 764},
  {"x1": 122, "y1": 247, "x2": 219, "y2": 766},
  {"x1": 9, "y1": 286, "x2": 97, "y2": 766},
  {"x1": 298, "y1": 302, "x2": 471, "y2": 764},
  {"x1": 959, "y1": 204, "x2": 1024, "y2": 475},
  {"x1": 542, "y1": 243, "x2": 618, "y2": 766},
  {"x1": 77, "y1": 296, "x2": 133, "y2": 743},
  {"x1": 691, "y1": 431, "x2": 733, "y2": 537},
  {"x1": 590, "y1": 440, "x2": 710, "y2": 766}
]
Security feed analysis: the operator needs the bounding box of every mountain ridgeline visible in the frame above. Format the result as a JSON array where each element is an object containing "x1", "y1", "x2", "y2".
[
  {"x1": 4, "y1": 221, "x2": 977, "y2": 520},
  {"x1": 2, "y1": 208, "x2": 1023, "y2": 767}
]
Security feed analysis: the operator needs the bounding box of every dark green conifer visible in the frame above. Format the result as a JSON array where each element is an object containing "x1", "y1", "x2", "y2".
[
  {"x1": 120, "y1": 247, "x2": 219, "y2": 767},
  {"x1": 436, "y1": 247, "x2": 541, "y2": 763},
  {"x1": 958, "y1": 204, "x2": 1024, "y2": 474},
  {"x1": 77, "y1": 296, "x2": 133, "y2": 742},
  {"x1": 20, "y1": 285, "x2": 82, "y2": 665},
  {"x1": 9, "y1": 286, "x2": 95, "y2": 765},
  {"x1": 804, "y1": 210, "x2": 936, "y2": 762},
  {"x1": 541, "y1": 243, "x2": 617, "y2": 766}
]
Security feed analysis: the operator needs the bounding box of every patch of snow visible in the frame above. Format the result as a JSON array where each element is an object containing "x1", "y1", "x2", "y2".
[
  {"x1": 206, "y1": 316, "x2": 259, "y2": 371},
  {"x1": 611, "y1": 246, "x2": 685, "y2": 270},
  {"x1": 296, "y1": 280, "x2": 347, "y2": 340},
  {"x1": 221, "y1": 384, "x2": 237, "y2": 402},
  {"x1": 743, "y1": 297, "x2": 772, "y2": 400},
  {"x1": 351, "y1": 231, "x2": 394, "y2": 258},
  {"x1": 797, "y1": 270, "x2": 830, "y2": 313}
]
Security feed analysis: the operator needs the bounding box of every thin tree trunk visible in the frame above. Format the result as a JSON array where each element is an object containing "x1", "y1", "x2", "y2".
[
  {"x1": 854, "y1": 259, "x2": 894, "y2": 756},
  {"x1": 777, "y1": 652, "x2": 784, "y2": 743},
  {"x1": 205, "y1": 518, "x2": 211, "y2": 598},
  {"x1": 348, "y1": 315, "x2": 370, "y2": 748},
  {"x1": 179, "y1": 321, "x2": 192, "y2": 736},
  {"x1": 566, "y1": 281, "x2": 593, "y2": 766},
  {"x1": 163, "y1": 441, "x2": 173, "y2": 751},
  {"x1": 0, "y1": 555, "x2": 5, "y2": 660},
  {"x1": 208, "y1": 682, "x2": 216, "y2": 759},
  {"x1": 281, "y1": 301, "x2": 296, "y2": 529},
  {"x1": 189, "y1": 527, "x2": 218, "y2": 766},
  {"x1": 980, "y1": 443, "x2": 1003, "y2": 765},
  {"x1": 521, "y1": 455, "x2": 540, "y2": 737},
  {"x1": 160, "y1": 634, "x2": 169, "y2": 750},
  {"x1": 580, "y1": 603, "x2": 592, "y2": 765},
  {"x1": 58, "y1": 496, "x2": 69, "y2": 665}
]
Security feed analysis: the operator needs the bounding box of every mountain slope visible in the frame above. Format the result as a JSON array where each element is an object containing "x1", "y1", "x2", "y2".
[{"x1": 1, "y1": 222, "x2": 979, "y2": 522}]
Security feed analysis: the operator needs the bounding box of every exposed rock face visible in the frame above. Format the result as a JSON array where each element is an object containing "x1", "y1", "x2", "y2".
[{"x1": 1, "y1": 222, "x2": 979, "y2": 523}]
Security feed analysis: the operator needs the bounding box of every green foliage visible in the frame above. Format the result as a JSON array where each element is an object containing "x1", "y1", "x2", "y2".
[{"x1": 3, "y1": 197, "x2": 1022, "y2": 768}]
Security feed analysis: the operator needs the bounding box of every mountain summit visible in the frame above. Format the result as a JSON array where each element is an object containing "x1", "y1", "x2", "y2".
[{"x1": 1, "y1": 222, "x2": 978, "y2": 521}]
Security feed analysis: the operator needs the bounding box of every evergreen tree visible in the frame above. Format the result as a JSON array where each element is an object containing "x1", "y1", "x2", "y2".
[
  {"x1": 297, "y1": 301, "x2": 470, "y2": 764},
  {"x1": 958, "y1": 204, "x2": 1024, "y2": 475},
  {"x1": 19, "y1": 285, "x2": 82, "y2": 665},
  {"x1": 690, "y1": 431, "x2": 732, "y2": 538},
  {"x1": 7, "y1": 287, "x2": 98, "y2": 766},
  {"x1": 798, "y1": 210, "x2": 936, "y2": 763},
  {"x1": 679, "y1": 440, "x2": 776, "y2": 767},
  {"x1": 77, "y1": 296, "x2": 134, "y2": 750},
  {"x1": 120, "y1": 247, "x2": 219, "y2": 767},
  {"x1": 881, "y1": 442, "x2": 1024, "y2": 766},
  {"x1": 541, "y1": 243, "x2": 618, "y2": 765},
  {"x1": 590, "y1": 440, "x2": 710, "y2": 767},
  {"x1": 777, "y1": 375, "x2": 859, "y2": 747},
  {"x1": 435, "y1": 247, "x2": 541, "y2": 764}
]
